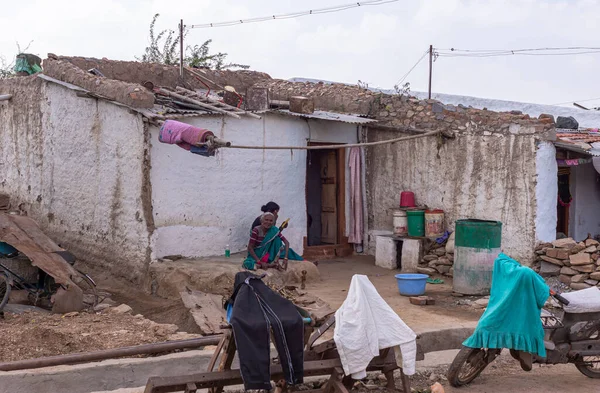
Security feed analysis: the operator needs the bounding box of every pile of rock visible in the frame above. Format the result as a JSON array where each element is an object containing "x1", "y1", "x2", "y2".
[
  {"x1": 535, "y1": 237, "x2": 600, "y2": 290},
  {"x1": 417, "y1": 233, "x2": 455, "y2": 277}
]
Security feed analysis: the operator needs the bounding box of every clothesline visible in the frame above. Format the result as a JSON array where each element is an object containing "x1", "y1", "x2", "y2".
[{"x1": 226, "y1": 130, "x2": 442, "y2": 150}]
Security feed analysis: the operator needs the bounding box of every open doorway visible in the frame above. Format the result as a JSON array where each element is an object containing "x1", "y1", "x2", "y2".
[
  {"x1": 304, "y1": 144, "x2": 351, "y2": 258},
  {"x1": 557, "y1": 167, "x2": 571, "y2": 237}
]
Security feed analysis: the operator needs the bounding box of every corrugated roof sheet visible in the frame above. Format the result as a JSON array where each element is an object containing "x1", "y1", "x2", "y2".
[
  {"x1": 555, "y1": 131, "x2": 600, "y2": 156},
  {"x1": 272, "y1": 109, "x2": 376, "y2": 124}
]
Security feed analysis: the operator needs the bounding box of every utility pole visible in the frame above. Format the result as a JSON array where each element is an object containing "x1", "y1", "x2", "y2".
[
  {"x1": 428, "y1": 44, "x2": 433, "y2": 99},
  {"x1": 179, "y1": 19, "x2": 184, "y2": 77}
]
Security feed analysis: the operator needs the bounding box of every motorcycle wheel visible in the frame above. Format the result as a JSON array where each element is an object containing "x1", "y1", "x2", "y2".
[
  {"x1": 575, "y1": 356, "x2": 600, "y2": 378},
  {"x1": 447, "y1": 346, "x2": 496, "y2": 387}
]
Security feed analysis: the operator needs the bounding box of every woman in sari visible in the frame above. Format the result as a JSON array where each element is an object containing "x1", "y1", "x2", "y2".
[{"x1": 243, "y1": 212, "x2": 303, "y2": 271}]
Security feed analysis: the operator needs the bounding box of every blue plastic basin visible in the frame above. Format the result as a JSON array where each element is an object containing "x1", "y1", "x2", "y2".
[{"x1": 395, "y1": 273, "x2": 429, "y2": 296}]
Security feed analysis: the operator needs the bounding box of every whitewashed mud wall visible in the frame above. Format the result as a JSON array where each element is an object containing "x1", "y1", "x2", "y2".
[
  {"x1": 366, "y1": 125, "x2": 542, "y2": 264},
  {"x1": 0, "y1": 77, "x2": 152, "y2": 281},
  {"x1": 149, "y1": 113, "x2": 358, "y2": 259},
  {"x1": 535, "y1": 141, "x2": 558, "y2": 243}
]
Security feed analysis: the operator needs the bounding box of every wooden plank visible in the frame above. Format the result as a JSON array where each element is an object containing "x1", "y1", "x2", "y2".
[
  {"x1": 145, "y1": 359, "x2": 344, "y2": 393},
  {"x1": 0, "y1": 214, "x2": 79, "y2": 287}
]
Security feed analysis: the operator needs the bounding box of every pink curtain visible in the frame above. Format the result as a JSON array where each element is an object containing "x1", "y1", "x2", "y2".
[{"x1": 348, "y1": 147, "x2": 364, "y2": 244}]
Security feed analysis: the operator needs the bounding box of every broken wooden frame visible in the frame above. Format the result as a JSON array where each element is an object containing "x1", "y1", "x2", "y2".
[{"x1": 144, "y1": 315, "x2": 416, "y2": 393}]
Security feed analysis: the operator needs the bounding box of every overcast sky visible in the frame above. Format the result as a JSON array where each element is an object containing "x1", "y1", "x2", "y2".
[{"x1": 1, "y1": 0, "x2": 599, "y2": 107}]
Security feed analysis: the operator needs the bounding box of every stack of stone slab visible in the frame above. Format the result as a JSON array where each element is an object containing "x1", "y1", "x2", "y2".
[
  {"x1": 534, "y1": 237, "x2": 600, "y2": 290},
  {"x1": 416, "y1": 233, "x2": 455, "y2": 277}
]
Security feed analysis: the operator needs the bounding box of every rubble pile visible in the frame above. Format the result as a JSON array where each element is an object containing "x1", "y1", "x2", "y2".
[
  {"x1": 534, "y1": 237, "x2": 600, "y2": 290},
  {"x1": 417, "y1": 233, "x2": 455, "y2": 277}
]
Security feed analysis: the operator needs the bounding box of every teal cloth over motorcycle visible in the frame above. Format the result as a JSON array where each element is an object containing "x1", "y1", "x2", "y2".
[
  {"x1": 463, "y1": 253, "x2": 549, "y2": 357},
  {"x1": 242, "y1": 226, "x2": 303, "y2": 270}
]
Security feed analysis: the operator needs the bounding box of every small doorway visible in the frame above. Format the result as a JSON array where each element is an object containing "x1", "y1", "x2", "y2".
[
  {"x1": 305, "y1": 144, "x2": 351, "y2": 258},
  {"x1": 557, "y1": 167, "x2": 571, "y2": 237}
]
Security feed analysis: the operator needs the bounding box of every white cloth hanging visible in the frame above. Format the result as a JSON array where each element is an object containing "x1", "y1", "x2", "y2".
[{"x1": 333, "y1": 275, "x2": 417, "y2": 379}]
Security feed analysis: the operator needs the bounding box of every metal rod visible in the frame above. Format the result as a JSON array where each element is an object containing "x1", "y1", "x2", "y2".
[
  {"x1": 180, "y1": 19, "x2": 184, "y2": 77},
  {"x1": 0, "y1": 336, "x2": 223, "y2": 372},
  {"x1": 0, "y1": 94, "x2": 12, "y2": 101},
  {"x1": 229, "y1": 130, "x2": 441, "y2": 150},
  {"x1": 428, "y1": 44, "x2": 433, "y2": 99}
]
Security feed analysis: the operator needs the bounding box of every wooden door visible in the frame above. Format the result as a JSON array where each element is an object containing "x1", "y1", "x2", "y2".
[{"x1": 320, "y1": 151, "x2": 338, "y2": 244}]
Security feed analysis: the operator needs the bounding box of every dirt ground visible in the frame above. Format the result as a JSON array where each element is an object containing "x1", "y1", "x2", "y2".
[
  {"x1": 304, "y1": 256, "x2": 482, "y2": 333},
  {"x1": 411, "y1": 351, "x2": 600, "y2": 393},
  {"x1": 0, "y1": 308, "x2": 201, "y2": 362}
]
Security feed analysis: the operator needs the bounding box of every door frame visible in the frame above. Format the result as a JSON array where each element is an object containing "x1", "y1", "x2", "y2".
[
  {"x1": 557, "y1": 167, "x2": 571, "y2": 236},
  {"x1": 305, "y1": 142, "x2": 347, "y2": 247}
]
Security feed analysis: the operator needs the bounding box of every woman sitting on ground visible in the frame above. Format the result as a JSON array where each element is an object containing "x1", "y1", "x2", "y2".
[
  {"x1": 251, "y1": 201, "x2": 280, "y2": 232},
  {"x1": 243, "y1": 212, "x2": 303, "y2": 271}
]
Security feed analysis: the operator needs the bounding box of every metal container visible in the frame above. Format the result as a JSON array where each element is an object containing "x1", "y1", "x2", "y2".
[
  {"x1": 393, "y1": 210, "x2": 408, "y2": 236},
  {"x1": 425, "y1": 209, "x2": 444, "y2": 238},
  {"x1": 453, "y1": 219, "x2": 502, "y2": 295}
]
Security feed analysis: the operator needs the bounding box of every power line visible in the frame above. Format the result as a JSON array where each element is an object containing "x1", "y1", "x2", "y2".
[
  {"x1": 189, "y1": 0, "x2": 398, "y2": 29},
  {"x1": 394, "y1": 50, "x2": 429, "y2": 87},
  {"x1": 551, "y1": 97, "x2": 600, "y2": 106},
  {"x1": 436, "y1": 47, "x2": 600, "y2": 58}
]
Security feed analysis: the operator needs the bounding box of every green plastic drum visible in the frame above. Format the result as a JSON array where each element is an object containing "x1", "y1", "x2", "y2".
[
  {"x1": 407, "y1": 210, "x2": 425, "y2": 237},
  {"x1": 453, "y1": 219, "x2": 502, "y2": 295}
]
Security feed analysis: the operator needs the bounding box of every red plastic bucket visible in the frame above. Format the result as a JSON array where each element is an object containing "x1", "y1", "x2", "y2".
[{"x1": 400, "y1": 191, "x2": 416, "y2": 208}]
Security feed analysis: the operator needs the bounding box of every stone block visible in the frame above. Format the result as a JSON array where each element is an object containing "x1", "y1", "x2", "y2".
[
  {"x1": 434, "y1": 248, "x2": 446, "y2": 256},
  {"x1": 401, "y1": 238, "x2": 422, "y2": 273},
  {"x1": 571, "y1": 283, "x2": 592, "y2": 290},
  {"x1": 423, "y1": 255, "x2": 438, "y2": 262},
  {"x1": 572, "y1": 264, "x2": 595, "y2": 273},
  {"x1": 559, "y1": 275, "x2": 572, "y2": 285},
  {"x1": 539, "y1": 261, "x2": 561, "y2": 277},
  {"x1": 560, "y1": 267, "x2": 578, "y2": 276},
  {"x1": 571, "y1": 274, "x2": 589, "y2": 283},
  {"x1": 409, "y1": 296, "x2": 427, "y2": 306},
  {"x1": 417, "y1": 267, "x2": 436, "y2": 275},
  {"x1": 584, "y1": 246, "x2": 598, "y2": 253},
  {"x1": 110, "y1": 304, "x2": 133, "y2": 314},
  {"x1": 540, "y1": 255, "x2": 563, "y2": 266},
  {"x1": 289, "y1": 96, "x2": 315, "y2": 114},
  {"x1": 436, "y1": 265, "x2": 451, "y2": 275},
  {"x1": 586, "y1": 239, "x2": 600, "y2": 247},
  {"x1": 436, "y1": 257, "x2": 453, "y2": 266},
  {"x1": 245, "y1": 87, "x2": 269, "y2": 111},
  {"x1": 571, "y1": 245, "x2": 587, "y2": 254},
  {"x1": 585, "y1": 280, "x2": 599, "y2": 286},
  {"x1": 555, "y1": 249, "x2": 570, "y2": 260},
  {"x1": 375, "y1": 235, "x2": 397, "y2": 270},
  {"x1": 546, "y1": 248, "x2": 559, "y2": 258},
  {"x1": 590, "y1": 272, "x2": 600, "y2": 281},
  {"x1": 553, "y1": 238, "x2": 577, "y2": 248},
  {"x1": 570, "y1": 253, "x2": 591, "y2": 266}
]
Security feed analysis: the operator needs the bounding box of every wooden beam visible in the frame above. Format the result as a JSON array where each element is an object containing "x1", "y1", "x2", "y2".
[
  {"x1": 156, "y1": 88, "x2": 241, "y2": 119},
  {"x1": 175, "y1": 86, "x2": 262, "y2": 120}
]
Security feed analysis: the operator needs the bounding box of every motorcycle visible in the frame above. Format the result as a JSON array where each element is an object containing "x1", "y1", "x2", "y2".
[{"x1": 447, "y1": 288, "x2": 600, "y2": 386}]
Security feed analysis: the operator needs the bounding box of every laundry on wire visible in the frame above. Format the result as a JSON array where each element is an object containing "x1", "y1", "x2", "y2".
[{"x1": 158, "y1": 120, "x2": 214, "y2": 151}]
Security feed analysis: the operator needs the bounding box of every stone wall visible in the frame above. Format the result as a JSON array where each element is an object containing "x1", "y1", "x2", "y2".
[
  {"x1": 56, "y1": 56, "x2": 272, "y2": 94},
  {"x1": 0, "y1": 76, "x2": 152, "y2": 282}
]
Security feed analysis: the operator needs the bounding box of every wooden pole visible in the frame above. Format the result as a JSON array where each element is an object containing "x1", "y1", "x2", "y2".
[
  {"x1": 179, "y1": 19, "x2": 184, "y2": 77},
  {"x1": 428, "y1": 44, "x2": 433, "y2": 99}
]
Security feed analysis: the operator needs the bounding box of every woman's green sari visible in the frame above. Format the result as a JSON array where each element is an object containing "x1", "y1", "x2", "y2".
[{"x1": 242, "y1": 226, "x2": 303, "y2": 270}]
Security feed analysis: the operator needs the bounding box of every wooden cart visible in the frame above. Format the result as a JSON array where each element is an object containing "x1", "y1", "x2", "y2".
[{"x1": 144, "y1": 312, "x2": 415, "y2": 393}]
